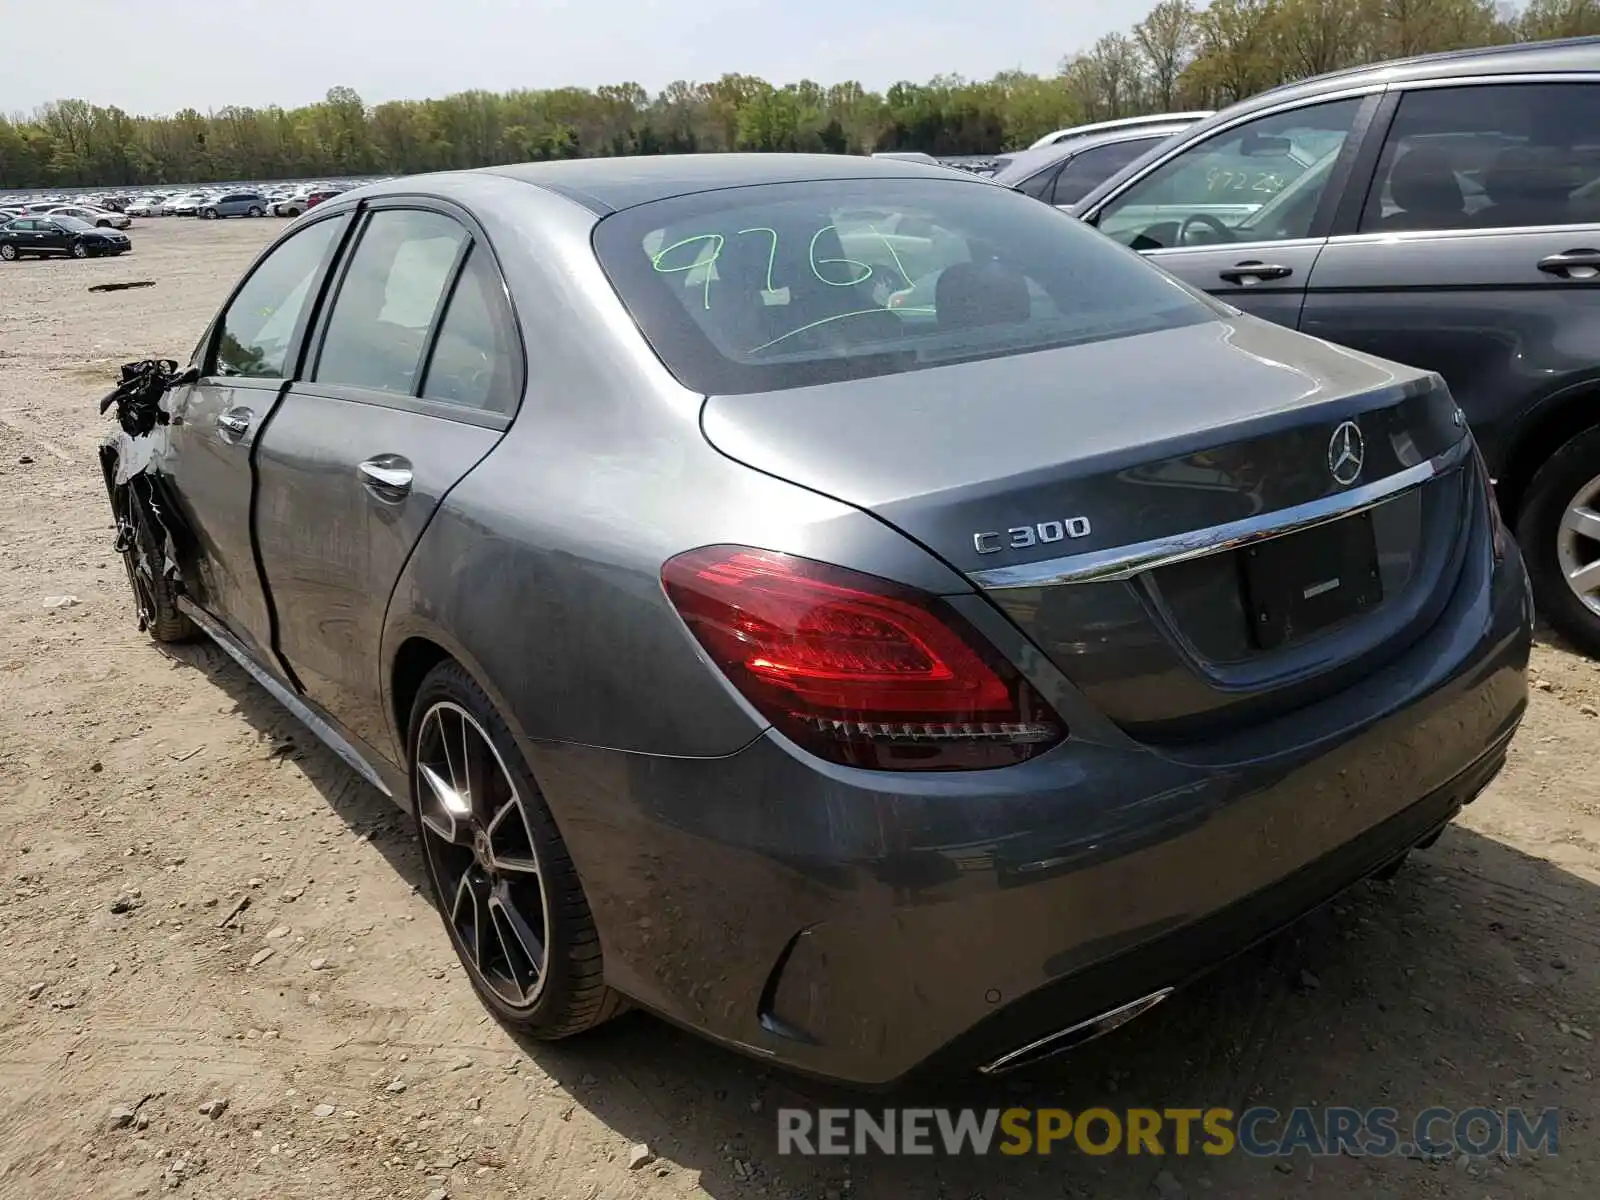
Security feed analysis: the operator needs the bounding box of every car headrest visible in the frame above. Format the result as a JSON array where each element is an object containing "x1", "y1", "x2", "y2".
[
  {"x1": 1388, "y1": 145, "x2": 1464, "y2": 216},
  {"x1": 934, "y1": 260, "x2": 1031, "y2": 330}
]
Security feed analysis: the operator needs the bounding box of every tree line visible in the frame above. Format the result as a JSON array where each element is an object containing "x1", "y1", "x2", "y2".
[{"x1": 3, "y1": 0, "x2": 1598, "y2": 190}]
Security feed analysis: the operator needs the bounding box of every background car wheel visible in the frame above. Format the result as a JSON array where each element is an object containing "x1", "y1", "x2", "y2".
[
  {"x1": 0, "y1": 244, "x2": 15, "y2": 260},
  {"x1": 71, "y1": 243, "x2": 87, "y2": 258},
  {"x1": 1516, "y1": 424, "x2": 1600, "y2": 658},
  {"x1": 115, "y1": 482, "x2": 194, "y2": 643},
  {"x1": 202, "y1": 209, "x2": 217, "y2": 220},
  {"x1": 285, "y1": 206, "x2": 302, "y2": 218},
  {"x1": 247, "y1": 206, "x2": 264, "y2": 217},
  {"x1": 409, "y1": 662, "x2": 624, "y2": 1038}
]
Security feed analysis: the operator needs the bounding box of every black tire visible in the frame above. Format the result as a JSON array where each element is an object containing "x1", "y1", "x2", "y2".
[
  {"x1": 409, "y1": 660, "x2": 623, "y2": 1038},
  {"x1": 115, "y1": 482, "x2": 194, "y2": 643},
  {"x1": 201, "y1": 208, "x2": 217, "y2": 220},
  {"x1": 247, "y1": 206, "x2": 264, "y2": 217},
  {"x1": 96, "y1": 219, "x2": 111, "y2": 227},
  {"x1": 1515, "y1": 423, "x2": 1600, "y2": 658},
  {"x1": 71, "y1": 242, "x2": 87, "y2": 259},
  {"x1": 285, "y1": 205, "x2": 302, "y2": 218},
  {"x1": 0, "y1": 244, "x2": 15, "y2": 261}
]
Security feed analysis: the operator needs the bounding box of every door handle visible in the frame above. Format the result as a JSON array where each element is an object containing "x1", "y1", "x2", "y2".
[
  {"x1": 1537, "y1": 249, "x2": 1600, "y2": 279},
  {"x1": 357, "y1": 455, "x2": 413, "y2": 502},
  {"x1": 1218, "y1": 261, "x2": 1293, "y2": 285},
  {"x1": 215, "y1": 407, "x2": 254, "y2": 444}
]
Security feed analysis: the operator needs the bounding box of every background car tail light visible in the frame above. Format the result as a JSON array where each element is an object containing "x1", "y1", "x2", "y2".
[{"x1": 662, "y1": 546, "x2": 1064, "y2": 770}]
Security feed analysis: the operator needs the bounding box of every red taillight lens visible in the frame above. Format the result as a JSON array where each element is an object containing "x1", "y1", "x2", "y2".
[{"x1": 662, "y1": 546, "x2": 1064, "y2": 771}]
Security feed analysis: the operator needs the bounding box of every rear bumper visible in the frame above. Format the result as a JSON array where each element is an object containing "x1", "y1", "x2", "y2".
[{"x1": 530, "y1": 533, "x2": 1531, "y2": 1087}]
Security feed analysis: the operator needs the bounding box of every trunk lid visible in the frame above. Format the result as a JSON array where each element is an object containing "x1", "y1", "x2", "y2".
[{"x1": 701, "y1": 317, "x2": 1475, "y2": 741}]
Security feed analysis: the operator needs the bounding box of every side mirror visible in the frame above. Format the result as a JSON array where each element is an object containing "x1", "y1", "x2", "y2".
[{"x1": 173, "y1": 365, "x2": 201, "y2": 387}]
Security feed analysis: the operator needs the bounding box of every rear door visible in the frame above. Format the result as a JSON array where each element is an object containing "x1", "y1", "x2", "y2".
[
  {"x1": 1081, "y1": 94, "x2": 1377, "y2": 329},
  {"x1": 161, "y1": 211, "x2": 351, "y2": 661},
  {"x1": 1300, "y1": 78, "x2": 1600, "y2": 472},
  {"x1": 252, "y1": 200, "x2": 523, "y2": 753}
]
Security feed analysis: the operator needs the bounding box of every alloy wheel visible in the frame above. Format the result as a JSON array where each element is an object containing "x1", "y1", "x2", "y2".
[
  {"x1": 1556, "y1": 470, "x2": 1600, "y2": 619},
  {"x1": 415, "y1": 701, "x2": 551, "y2": 1009}
]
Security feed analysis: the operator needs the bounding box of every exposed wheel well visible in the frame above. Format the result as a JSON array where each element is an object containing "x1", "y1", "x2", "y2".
[
  {"x1": 1494, "y1": 387, "x2": 1600, "y2": 520},
  {"x1": 391, "y1": 637, "x2": 453, "y2": 755}
]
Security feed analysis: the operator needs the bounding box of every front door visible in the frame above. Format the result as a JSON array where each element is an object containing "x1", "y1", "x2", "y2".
[
  {"x1": 1301, "y1": 79, "x2": 1600, "y2": 474},
  {"x1": 1083, "y1": 95, "x2": 1373, "y2": 330},
  {"x1": 37, "y1": 221, "x2": 71, "y2": 254},
  {"x1": 161, "y1": 212, "x2": 350, "y2": 661},
  {"x1": 253, "y1": 204, "x2": 522, "y2": 754}
]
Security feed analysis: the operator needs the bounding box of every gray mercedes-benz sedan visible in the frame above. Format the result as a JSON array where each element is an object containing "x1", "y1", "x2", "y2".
[{"x1": 100, "y1": 154, "x2": 1531, "y2": 1086}]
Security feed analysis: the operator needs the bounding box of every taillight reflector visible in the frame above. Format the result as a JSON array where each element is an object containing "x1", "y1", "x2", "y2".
[{"x1": 662, "y1": 546, "x2": 1064, "y2": 770}]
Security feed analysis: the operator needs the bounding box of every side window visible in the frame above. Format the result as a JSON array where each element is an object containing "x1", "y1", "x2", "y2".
[
  {"x1": 1096, "y1": 98, "x2": 1363, "y2": 249},
  {"x1": 1052, "y1": 138, "x2": 1162, "y2": 207},
  {"x1": 1360, "y1": 84, "x2": 1600, "y2": 234},
  {"x1": 314, "y1": 209, "x2": 468, "y2": 396},
  {"x1": 421, "y1": 245, "x2": 521, "y2": 415},
  {"x1": 1014, "y1": 166, "x2": 1059, "y2": 201},
  {"x1": 212, "y1": 217, "x2": 343, "y2": 379}
]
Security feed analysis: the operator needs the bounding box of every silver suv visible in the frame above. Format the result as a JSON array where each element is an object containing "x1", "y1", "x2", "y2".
[{"x1": 1075, "y1": 36, "x2": 1600, "y2": 655}]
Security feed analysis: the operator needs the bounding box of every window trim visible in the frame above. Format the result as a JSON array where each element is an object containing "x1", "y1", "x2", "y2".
[
  {"x1": 299, "y1": 194, "x2": 526, "y2": 426},
  {"x1": 1335, "y1": 75, "x2": 1600, "y2": 240},
  {"x1": 196, "y1": 209, "x2": 355, "y2": 384}
]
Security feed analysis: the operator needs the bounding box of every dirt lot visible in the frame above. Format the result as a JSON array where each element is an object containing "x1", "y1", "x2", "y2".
[{"x1": 1, "y1": 218, "x2": 1599, "y2": 1200}]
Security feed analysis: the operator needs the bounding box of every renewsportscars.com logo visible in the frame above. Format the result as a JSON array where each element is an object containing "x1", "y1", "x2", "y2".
[{"x1": 777, "y1": 1106, "x2": 1560, "y2": 1158}]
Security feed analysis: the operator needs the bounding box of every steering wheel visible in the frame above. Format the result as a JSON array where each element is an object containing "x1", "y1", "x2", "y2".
[{"x1": 1177, "y1": 212, "x2": 1235, "y2": 246}]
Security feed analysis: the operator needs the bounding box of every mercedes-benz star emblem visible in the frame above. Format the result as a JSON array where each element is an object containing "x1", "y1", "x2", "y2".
[{"x1": 1327, "y1": 420, "x2": 1365, "y2": 486}]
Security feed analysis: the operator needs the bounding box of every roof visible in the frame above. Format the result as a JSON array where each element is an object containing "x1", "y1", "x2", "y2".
[
  {"x1": 990, "y1": 123, "x2": 1194, "y2": 186},
  {"x1": 1248, "y1": 34, "x2": 1600, "y2": 109},
  {"x1": 1027, "y1": 111, "x2": 1213, "y2": 149},
  {"x1": 478, "y1": 152, "x2": 975, "y2": 214}
]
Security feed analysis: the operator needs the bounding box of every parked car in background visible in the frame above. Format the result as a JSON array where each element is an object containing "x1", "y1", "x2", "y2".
[
  {"x1": 164, "y1": 193, "x2": 207, "y2": 216},
  {"x1": 47, "y1": 204, "x2": 132, "y2": 230},
  {"x1": 274, "y1": 187, "x2": 344, "y2": 217},
  {"x1": 125, "y1": 194, "x2": 170, "y2": 217},
  {"x1": 0, "y1": 215, "x2": 130, "y2": 259},
  {"x1": 100, "y1": 154, "x2": 1528, "y2": 1086},
  {"x1": 200, "y1": 191, "x2": 269, "y2": 219},
  {"x1": 989, "y1": 123, "x2": 1194, "y2": 210},
  {"x1": 1027, "y1": 111, "x2": 1214, "y2": 150},
  {"x1": 1073, "y1": 35, "x2": 1600, "y2": 656}
]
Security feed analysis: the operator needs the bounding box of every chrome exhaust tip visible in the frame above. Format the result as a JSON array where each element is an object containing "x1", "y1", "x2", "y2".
[{"x1": 978, "y1": 987, "x2": 1174, "y2": 1076}]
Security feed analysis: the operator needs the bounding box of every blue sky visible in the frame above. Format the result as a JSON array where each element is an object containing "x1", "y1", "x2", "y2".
[{"x1": 6, "y1": 0, "x2": 1152, "y2": 115}]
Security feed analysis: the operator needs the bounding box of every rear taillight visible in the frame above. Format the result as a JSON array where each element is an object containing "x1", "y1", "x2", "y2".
[{"x1": 662, "y1": 546, "x2": 1064, "y2": 770}]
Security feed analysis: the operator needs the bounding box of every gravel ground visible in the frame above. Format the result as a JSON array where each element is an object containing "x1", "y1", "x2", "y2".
[{"x1": 1, "y1": 217, "x2": 1598, "y2": 1200}]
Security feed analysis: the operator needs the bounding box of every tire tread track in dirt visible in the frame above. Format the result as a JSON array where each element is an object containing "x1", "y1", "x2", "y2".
[{"x1": 1, "y1": 219, "x2": 1597, "y2": 1199}]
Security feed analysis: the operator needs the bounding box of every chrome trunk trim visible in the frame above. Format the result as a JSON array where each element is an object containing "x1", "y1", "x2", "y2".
[{"x1": 971, "y1": 436, "x2": 1472, "y2": 591}]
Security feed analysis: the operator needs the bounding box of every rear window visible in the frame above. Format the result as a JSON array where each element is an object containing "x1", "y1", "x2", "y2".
[{"x1": 591, "y1": 178, "x2": 1217, "y2": 395}]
